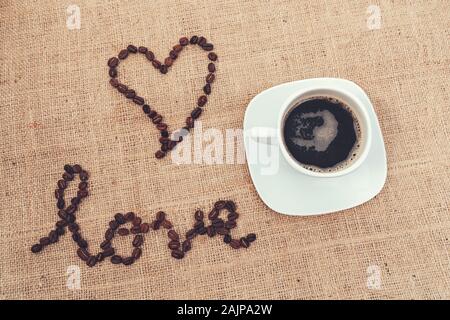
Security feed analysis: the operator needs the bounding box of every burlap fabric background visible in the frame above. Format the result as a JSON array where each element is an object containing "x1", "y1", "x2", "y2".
[{"x1": 1, "y1": 0, "x2": 449, "y2": 300}]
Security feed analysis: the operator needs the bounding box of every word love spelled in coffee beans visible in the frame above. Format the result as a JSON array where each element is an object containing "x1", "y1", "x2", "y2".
[
  {"x1": 30, "y1": 165, "x2": 256, "y2": 267},
  {"x1": 108, "y1": 36, "x2": 218, "y2": 159}
]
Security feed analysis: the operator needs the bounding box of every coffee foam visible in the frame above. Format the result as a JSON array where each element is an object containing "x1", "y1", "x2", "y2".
[{"x1": 285, "y1": 96, "x2": 362, "y2": 173}]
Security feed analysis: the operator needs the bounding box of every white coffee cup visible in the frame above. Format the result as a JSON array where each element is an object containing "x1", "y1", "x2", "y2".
[{"x1": 277, "y1": 86, "x2": 372, "y2": 177}]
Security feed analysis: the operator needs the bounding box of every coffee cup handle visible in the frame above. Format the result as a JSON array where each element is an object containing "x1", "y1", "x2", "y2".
[{"x1": 248, "y1": 127, "x2": 279, "y2": 145}]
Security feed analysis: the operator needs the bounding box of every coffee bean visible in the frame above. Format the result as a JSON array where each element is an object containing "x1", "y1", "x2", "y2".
[
  {"x1": 132, "y1": 217, "x2": 142, "y2": 227},
  {"x1": 228, "y1": 212, "x2": 239, "y2": 221},
  {"x1": 109, "y1": 68, "x2": 117, "y2": 78},
  {"x1": 208, "y1": 62, "x2": 216, "y2": 73},
  {"x1": 68, "y1": 223, "x2": 79, "y2": 233},
  {"x1": 72, "y1": 234, "x2": 82, "y2": 244},
  {"x1": 114, "y1": 213, "x2": 126, "y2": 225},
  {"x1": 105, "y1": 228, "x2": 115, "y2": 241},
  {"x1": 78, "y1": 181, "x2": 88, "y2": 190},
  {"x1": 152, "y1": 60, "x2": 161, "y2": 69},
  {"x1": 49, "y1": 230, "x2": 58, "y2": 243},
  {"x1": 118, "y1": 49, "x2": 129, "y2": 59},
  {"x1": 103, "y1": 247, "x2": 115, "y2": 257},
  {"x1": 208, "y1": 208, "x2": 219, "y2": 220},
  {"x1": 162, "y1": 219, "x2": 173, "y2": 229},
  {"x1": 96, "y1": 252, "x2": 105, "y2": 262},
  {"x1": 173, "y1": 44, "x2": 183, "y2": 52},
  {"x1": 160, "y1": 65, "x2": 168, "y2": 74},
  {"x1": 225, "y1": 220, "x2": 236, "y2": 229},
  {"x1": 71, "y1": 197, "x2": 81, "y2": 205},
  {"x1": 206, "y1": 73, "x2": 215, "y2": 84},
  {"x1": 155, "y1": 150, "x2": 165, "y2": 159},
  {"x1": 39, "y1": 237, "x2": 51, "y2": 246},
  {"x1": 190, "y1": 35, "x2": 199, "y2": 44},
  {"x1": 111, "y1": 255, "x2": 123, "y2": 264},
  {"x1": 56, "y1": 227, "x2": 65, "y2": 236},
  {"x1": 118, "y1": 228, "x2": 129, "y2": 236},
  {"x1": 130, "y1": 225, "x2": 141, "y2": 234},
  {"x1": 197, "y1": 95, "x2": 207, "y2": 107},
  {"x1": 156, "y1": 123, "x2": 167, "y2": 131},
  {"x1": 139, "y1": 223, "x2": 149, "y2": 233},
  {"x1": 77, "y1": 248, "x2": 89, "y2": 261},
  {"x1": 191, "y1": 107, "x2": 202, "y2": 119},
  {"x1": 152, "y1": 115, "x2": 163, "y2": 124},
  {"x1": 62, "y1": 172, "x2": 74, "y2": 181},
  {"x1": 198, "y1": 37, "x2": 206, "y2": 46},
  {"x1": 171, "y1": 250, "x2": 184, "y2": 259},
  {"x1": 109, "y1": 220, "x2": 119, "y2": 230},
  {"x1": 56, "y1": 198, "x2": 65, "y2": 209},
  {"x1": 212, "y1": 218, "x2": 224, "y2": 229},
  {"x1": 168, "y1": 240, "x2": 180, "y2": 250},
  {"x1": 216, "y1": 227, "x2": 229, "y2": 236},
  {"x1": 164, "y1": 57, "x2": 173, "y2": 67},
  {"x1": 132, "y1": 235, "x2": 144, "y2": 247},
  {"x1": 63, "y1": 164, "x2": 74, "y2": 175},
  {"x1": 57, "y1": 209, "x2": 68, "y2": 220},
  {"x1": 145, "y1": 51, "x2": 155, "y2": 61},
  {"x1": 169, "y1": 50, "x2": 178, "y2": 59},
  {"x1": 194, "y1": 221, "x2": 205, "y2": 230},
  {"x1": 206, "y1": 226, "x2": 216, "y2": 237},
  {"x1": 125, "y1": 212, "x2": 135, "y2": 221},
  {"x1": 240, "y1": 237, "x2": 250, "y2": 248},
  {"x1": 56, "y1": 220, "x2": 67, "y2": 228},
  {"x1": 31, "y1": 243, "x2": 43, "y2": 253},
  {"x1": 159, "y1": 137, "x2": 170, "y2": 144},
  {"x1": 77, "y1": 189, "x2": 88, "y2": 198},
  {"x1": 76, "y1": 238, "x2": 87, "y2": 249},
  {"x1": 125, "y1": 89, "x2": 136, "y2": 99},
  {"x1": 186, "y1": 117, "x2": 194, "y2": 128},
  {"x1": 127, "y1": 44, "x2": 138, "y2": 53},
  {"x1": 203, "y1": 83, "x2": 211, "y2": 95},
  {"x1": 132, "y1": 247, "x2": 142, "y2": 260},
  {"x1": 214, "y1": 200, "x2": 226, "y2": 210},
  {"x1": 142, "y1": 104, "x2": 151, "y2": 114},
  {"x1": 79, "y1": 170, "x2": 89, "y2": 181},
  {"x1": 108, "y1": 57, "x2": 119, "y2": 68},
  {"x1": 186, "y1": 229, "x2": 196, "y2": 240},
  {"x1": 133, "y1": 96, "x2": 145, "y2": 105},
  {"x1": 161, "y1": 130, "x2": 169, "y2": 137},
  {"x1": 57, "y1": 179, "x2": 67, "y2": 190},
  {"x1": 230, "y1": 239, "x2": 241, "y2": 249},
  {"x1": 150, "y1": 220, "x2": 161, "y2": 230},
  {"x1": 66, "y1": 204, "x2": 77, "y2": 215},
  {"x1": 223, "y1": 234, "x2": 232, "y2": 244},
  {"x1": 100, "y1": 240, "x2": 111, "y2": 250},
  {"x1": 65, "y1": 213, "x2": 76, "y2": 223},
  {"x1": 182, "y1": 240, "x2": 192, "y2": 252},
  {"x1": 225, "y1": 200, "x2": 236, "y2": 212},
  {"x1": 110, "y1": 78, "x2": 119, "y2": 87},
  {"x1": 202, "y1": 43, "x2": 214, "y2": 51},
  {"x1": 117, "y1": 84, "x2": 128, "y2": 93},
  {"x1": 72, "y1": 164, "x2": 82, "y2": 173},
  {"x1": 168, "y1": 230, "x2": 179, "y2": 241},
  {"x1": 156, "y1": 211, "x2": 166, "y2": 222},
  {"x1": 208, "y1": 52, "x2": 218, "y2": 61},
  {"x1": 246, "y1": 233, "x2": 257, "y2": 243},
  {"x1": 54, "y1": 189, "x2": 63, "y2": 199},
  {"x1": 123, "y1": 257, "x2": 135, "y2": 266},
  {"x1": 194, "y1": 210, "x2": 204, "y2": 221},
  {"x1": 197, "y1": 227, "x2": 207, "y2": 235},
  {"x1": 138, "y1": 46, "x2": 148, "y2": 54},
  {"x1": 179, "y1": 37, "x2": 189, "y2": 46}
]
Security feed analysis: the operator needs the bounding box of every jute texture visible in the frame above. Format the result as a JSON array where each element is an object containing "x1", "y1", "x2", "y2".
[{"x1": 0, "y1": 0, "x2": 449, "y2": 299}]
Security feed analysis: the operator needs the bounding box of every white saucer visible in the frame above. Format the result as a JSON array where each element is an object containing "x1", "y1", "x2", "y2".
[{"x1": 243, "y1": 78, "x2": 387, "y2": 216}]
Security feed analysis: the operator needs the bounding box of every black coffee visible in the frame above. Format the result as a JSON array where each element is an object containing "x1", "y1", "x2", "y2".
[{"x1": 283, "y1": 97, "x2": 360, "y2": 171}]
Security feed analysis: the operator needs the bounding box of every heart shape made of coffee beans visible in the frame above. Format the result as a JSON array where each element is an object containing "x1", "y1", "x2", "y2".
[{"x1": 107, "y1": 36, "x2": 218, "y2": 159}]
